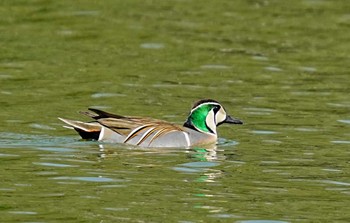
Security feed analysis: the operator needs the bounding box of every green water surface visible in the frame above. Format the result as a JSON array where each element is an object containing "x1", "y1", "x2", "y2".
[{"x1": 0, "y1": 0, "x2": 349, "y2": 222}]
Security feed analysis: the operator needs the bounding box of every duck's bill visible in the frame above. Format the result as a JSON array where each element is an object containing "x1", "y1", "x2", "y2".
[{"x1": 223, "y1": 115, "x2": 243, "y2": 124}]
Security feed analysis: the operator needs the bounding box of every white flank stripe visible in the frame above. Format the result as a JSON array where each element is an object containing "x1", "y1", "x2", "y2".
[
  {"x1": 123, "y1": 125, "x2": 148, "y2": 143},
  {"x1": 136, "y1": 127, "x2": 155, "y2": 145},
  {"x1": 98, "y1": 126, "x2": 105, "y2": 141},
  {"x1": 149, "y1": 130, "x2": 162, "y2": 145},
  {"x1": 183, "y1": 132, "x2": 190, "y2": 147}
]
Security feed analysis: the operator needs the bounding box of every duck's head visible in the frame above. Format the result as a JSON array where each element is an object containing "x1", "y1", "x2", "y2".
[{"x1": 184, "y1": 99, "x2": 243, "y2": 135}]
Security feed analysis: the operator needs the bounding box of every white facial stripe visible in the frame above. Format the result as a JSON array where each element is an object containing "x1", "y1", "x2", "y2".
[
  {"x1": 215, "y1": 107, "x2": 227, "y2": 124},
  {"x1": 206, "y1": 110, "x2": 217, "y2": 134}
]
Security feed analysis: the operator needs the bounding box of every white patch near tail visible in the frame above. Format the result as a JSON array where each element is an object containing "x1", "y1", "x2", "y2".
[
  {"x1": 183, "y1": 131, "x2": 190, "y2": 147},
  {"x1": 98, "y1": 126, "x2": 105, "y2": 141}
]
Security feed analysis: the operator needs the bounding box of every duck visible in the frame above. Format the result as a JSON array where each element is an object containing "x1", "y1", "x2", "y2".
[{"x1": 59, "y1": 99, "x2": 242, "y2": 148}]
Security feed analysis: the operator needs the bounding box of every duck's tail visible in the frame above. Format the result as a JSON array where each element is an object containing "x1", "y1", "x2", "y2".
[{"x1": 58, "y1": 118, "x2": 101, "y2": 140}]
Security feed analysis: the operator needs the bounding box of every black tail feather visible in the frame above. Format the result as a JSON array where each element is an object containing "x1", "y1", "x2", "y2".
[
  {"x1": 75, "y1": 128, "x2": 100, "y2": 140},
  {"x1": 86, "y1": 108, "x2": 126, "y2": 120}
]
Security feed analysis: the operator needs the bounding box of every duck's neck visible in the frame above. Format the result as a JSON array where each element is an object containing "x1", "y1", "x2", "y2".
[{"x1": 184, "y1": 111, "x2": 217, "y2": 135}]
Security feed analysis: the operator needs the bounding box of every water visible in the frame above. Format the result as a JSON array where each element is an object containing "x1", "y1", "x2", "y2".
[{"x1": 1, "y1": 0, "x2": 350, "y2": 222}]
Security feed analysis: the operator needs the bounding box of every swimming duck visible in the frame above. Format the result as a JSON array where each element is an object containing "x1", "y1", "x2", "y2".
[{"x1": 59, "y1": 99, "x2": 242, "y2": 148}]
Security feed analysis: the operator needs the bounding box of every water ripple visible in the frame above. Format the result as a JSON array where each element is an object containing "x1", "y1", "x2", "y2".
[
  {"x1": 264, "y1": 66, "x2": 283, "y2": 72},
  {"x1": 237, "y1": 220, "x2": 289, "y2": 223},
  {"x1": 91, "y1": 92, "x2": 126, "y2": 98},
  {"x1": 103, "y1": 207, "x2": 129, "y2": 211},
  {"x1": 338, "y1": 119, "x2": 350, "y2": 124},
  {"x1": 140, "y1": 43, "x2": 164, "y2": 49},
  {"x1": 173, "y1": 161, "x2": 219, "y2": 174},
  {"x1": 0, "y1": 153, "x2": 20, "y2": 157},
  {"x1": 8, "y1": 211, "x2": 37, "y2": 215},
  {"x1": 172, "y1": 166, "x2": 202, "y2": 173},
  {"x1": 36, "y1": 147, "x2": 77, "y2": 152},
  {"x1": 51, "y1": 176, "x2": 125, "y2": 183},
  {"x1": 252, "y1": 130, "x2": 278, "y2": 135},
  {"x1": 52, "y1": 176, "x2": 117, "y2": 182},
  {"x1": 298, "y1": 66, "x2": 317, "y2": 72},
  {"x1": 200, "y1": 64, "x2": 231, "y2": 69},
  {"x1": 217, "y1": 138, "x2": 239, "y2": 146},
  {"x1": 70, "y1": 10, "x2": 100, "y2": 16},
  {"x1": 33, "y1": 162, "x2": 78, "y2": 168},
  {"x1": 29, "y1": 123, "x2": 56, "y2": 130},
  {"x1": 321, "y1": 180, "x2": 350, "y2": 186},
  {"x1": 331, "y1": 140, "x2": 350, "y2": 144},
  {"x1": 294, "y1": 127, "x2": 319, "y2": 132},
  {"x1": 181, "y1": 162, "x2": 219, "y2": 168}
]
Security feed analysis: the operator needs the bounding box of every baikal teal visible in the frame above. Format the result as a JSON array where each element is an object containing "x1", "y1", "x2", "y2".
[
  {"x1": 0, "y1": 0, "x2": 350, "y2": 222},
  {"x1": 59, "y1": 99, "x2": 243, "y2": 147}
]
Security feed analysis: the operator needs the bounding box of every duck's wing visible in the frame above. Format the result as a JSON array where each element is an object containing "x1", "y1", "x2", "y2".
[{"x1": 82, "y1": 108, "x2": 188, "y2": 146}]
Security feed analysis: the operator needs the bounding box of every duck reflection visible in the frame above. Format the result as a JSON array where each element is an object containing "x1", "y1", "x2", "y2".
[
  {"x1": 96, "y1": 141, "x2": 239, "y2": 183},
  {"x1": 174, "y1": 144, "x2": 225, "y2": 183}
]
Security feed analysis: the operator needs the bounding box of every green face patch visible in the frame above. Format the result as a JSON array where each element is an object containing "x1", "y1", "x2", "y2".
[{"x1": 189, "y1": 104, "x2": 216, "y2": 133}]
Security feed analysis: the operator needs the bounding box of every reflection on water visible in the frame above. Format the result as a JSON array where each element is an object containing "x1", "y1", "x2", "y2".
[
  {"x1": 52, "y1": 176, "x2": 117, "y2": 182},
  {"x1": 0, "y1": 131, "x2": 350, "y2": 222},
  {"x1": 173, "y1": 146, "x2": 223, "y2": 182}
]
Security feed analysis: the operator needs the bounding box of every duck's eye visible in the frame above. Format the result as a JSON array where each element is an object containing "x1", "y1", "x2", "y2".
[{"x1": 213, "y1": 105, "x2": 220, "y2": 113}]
